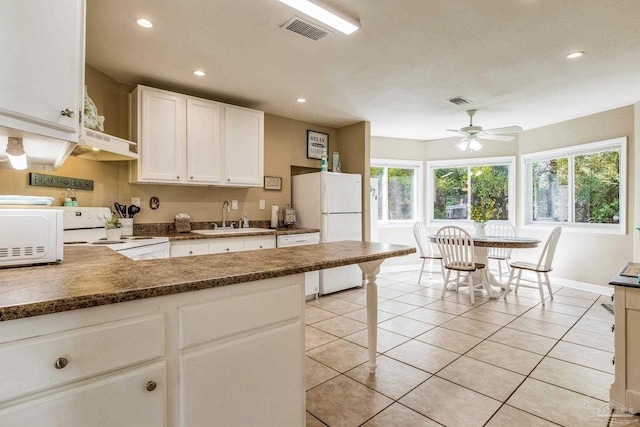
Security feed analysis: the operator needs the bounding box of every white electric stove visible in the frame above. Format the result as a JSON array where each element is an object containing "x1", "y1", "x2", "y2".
[{"x1": 62, "y1": 207, "x2": 169, "y2": 260}]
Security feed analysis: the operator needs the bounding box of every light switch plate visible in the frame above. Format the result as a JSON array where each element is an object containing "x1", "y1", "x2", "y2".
[
  {"x1": 231, "y1": 200, "x2": 238, "y2": 210},
  {"x1": 259, "y1": 200, "x2": 265, "y2": 210},
  {"x1": 131, "y1": 197, "x2": 141, "y2": 207}
]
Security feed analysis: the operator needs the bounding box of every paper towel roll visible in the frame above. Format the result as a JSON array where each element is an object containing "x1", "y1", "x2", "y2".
[{"x1": 271, "y1": 205, "x2": 279, "y2": 228}]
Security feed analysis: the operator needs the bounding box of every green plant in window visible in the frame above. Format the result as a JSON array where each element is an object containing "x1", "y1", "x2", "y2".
[{"x1": 470, "y1": 197, "x2": 498, "y2": 222}]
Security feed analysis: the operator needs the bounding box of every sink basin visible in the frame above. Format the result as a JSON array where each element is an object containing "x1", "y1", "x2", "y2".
[{"x1": 191, "y1": 228, "x2": 273, "y2": 236}]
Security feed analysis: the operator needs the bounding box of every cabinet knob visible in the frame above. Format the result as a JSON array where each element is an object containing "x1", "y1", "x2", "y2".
[
  {"x1": 190, "y1": 176, "x2": 194, "y2": 180},
  {"x1": 146, "y1": 381, "x2": 157, "y2": 392},
  {"x1": 611, "y1": 324, "x2": 615, "y2": 333},
  {"x1": 259, "y1": 245, "x2": 263, "y2": 249},
  {"x1": 611, "y1": 294, "x2": 615, "y2": 302},
  {"x1": 227, "y1": 178, "x2": 230, "y2": 181},
  {"x1": 226, "y1": 248, "x2": 230, "y2": 251},
  {"x1": 177, "y1": 176, "x2": 180, "y2": 179},
  {"x1": 54, "y1": 357, "x2": 68, "y2": 369},
  {"x1": 60, "y1": 108, "x2": 74, "y2": 118},
  {"x1": 189, "y1": 251, "x2": 193, "y2": 255}
]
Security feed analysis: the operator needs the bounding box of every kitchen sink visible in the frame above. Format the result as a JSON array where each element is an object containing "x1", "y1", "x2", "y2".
[{"x1": 191, "y1": 228, "x2": 273, "y2": 236}]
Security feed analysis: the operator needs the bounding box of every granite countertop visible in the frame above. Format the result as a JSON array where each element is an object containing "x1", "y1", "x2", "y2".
[
  {"x1": 0, "y1": 241, "x2": 414, "y2": 321},
  {"x1": 609, "y1": 262, "x2": 640, "y2": 289},
  {"x1": 144, "y1": 227, "x2": 320, "y2": 241}
]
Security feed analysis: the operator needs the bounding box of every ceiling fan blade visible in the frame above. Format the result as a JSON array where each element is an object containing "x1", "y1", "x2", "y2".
[
  {"x1": 483, "y1": 125, "x2": 523, "y2": 134},
  {"x1": 446, "y1": 129, "x2": 466, "y2": 135},
  {"x1": 478, "y1": 134, "x2": 515, "y2": 141}
]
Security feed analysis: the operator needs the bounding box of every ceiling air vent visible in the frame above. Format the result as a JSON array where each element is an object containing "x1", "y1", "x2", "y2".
[
  {"x1": 446, "y1": 96, "x2": 472, "y2": 106},
  {"x1": 281, "y1": 16, "x2": 330, "y2": 41}
]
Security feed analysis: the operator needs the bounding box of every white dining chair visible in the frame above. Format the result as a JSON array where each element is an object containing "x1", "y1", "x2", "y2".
[
  {"x1": 486, "y1": 222, "x2": 517, "y2": 281},
  {"x1": 503, "y1": 226, "x2": 562, "y2": 305},
  {"x1": 434, "y1": 226, "x2": 489, "y2": 304},
  {"x1": 413, "y1": 222, "x2": 444, "y2": 283}
]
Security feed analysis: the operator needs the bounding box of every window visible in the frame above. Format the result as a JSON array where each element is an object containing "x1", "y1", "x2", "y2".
[
  {"x1": 370, "y1": 159, "x2": 422, "y2": 224},
  {"x1": 427, "y1": 157, "x2": 515, "y2": 224},
  {"x1": 522, "y1": 137, "x2": 626, "y2": 232}
]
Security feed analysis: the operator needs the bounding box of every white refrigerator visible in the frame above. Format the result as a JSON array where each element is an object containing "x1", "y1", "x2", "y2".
[{"x1": 292, "y1": 172, "x2": 363, "y2": 295}]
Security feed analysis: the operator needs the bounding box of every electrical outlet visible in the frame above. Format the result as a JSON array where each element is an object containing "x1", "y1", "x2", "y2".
[
  {"x1": 131, "y1": 197, "x2": 141, "y2": 207},
  {"x1": 259, "y1": 200, "x2": 265, "y2": 210},
  {"x1": 231, "y1": 200, "x2": 238, "y2": 210}
]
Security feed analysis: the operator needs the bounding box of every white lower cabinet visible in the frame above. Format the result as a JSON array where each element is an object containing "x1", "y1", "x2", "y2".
[
  {"x1": 0, "y1": 362, "x2": 166, "y2": 427},
  {"x1": 0, "y1": 275, "x2": 305, "y2": 427},
  {"x1": 170, "y1": 235, "x2": 276, "y2": 257}
]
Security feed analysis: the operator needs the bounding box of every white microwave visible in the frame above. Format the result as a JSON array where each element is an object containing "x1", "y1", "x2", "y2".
[{"x1": 0, "y1": 209, "x2": 63, "y2": 267}]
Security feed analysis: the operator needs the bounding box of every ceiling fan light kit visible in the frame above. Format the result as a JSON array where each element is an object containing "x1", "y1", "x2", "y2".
[{"x1": 448, "y1": 110, "x2": 523, "y2": 152}]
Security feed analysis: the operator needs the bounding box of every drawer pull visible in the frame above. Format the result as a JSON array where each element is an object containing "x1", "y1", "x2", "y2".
[
  {"x1": 611, "y1": 294, "x2": 615, "y2": 302},
  {"x1": 146, "y1": 381, "x2": 157, "y2": 392},
  {"x1": 612, "y1": 324, "x2": 615, "y2": 333},
  {"x1": 54, "y1": 357, "x2": 68, "y2": 370},
  {"x1": 612, "y1": 356, "x2": 615, "y2": 366}
]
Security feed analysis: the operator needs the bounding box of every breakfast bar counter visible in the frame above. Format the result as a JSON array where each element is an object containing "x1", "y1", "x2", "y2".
[
  {"x1": 0, "y1": 241, "x2": 413, "y2": 426},
  {"x1": 0, "y1": 241, "x2": 414, "y2": 321}
]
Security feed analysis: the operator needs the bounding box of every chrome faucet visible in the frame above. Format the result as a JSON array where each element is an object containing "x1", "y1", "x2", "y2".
[{"x1": 222, "y1": 200, "x2": 229, "y2": 228}]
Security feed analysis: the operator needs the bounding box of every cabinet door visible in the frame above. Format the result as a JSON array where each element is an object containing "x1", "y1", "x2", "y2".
[
  {"x1": 223, "y1": 105, "x2": 264, "y2": 186},
  {"x1": 139, "y1": 88, "x2": 185, "y2": 183},
  {"x1": 180, "y1": 324, "x2": 304, "y2": 427},
  {"x1": 208, "y1": 240, "x2": 244, "y2": 254},
  {"x1": 186, "y1": 98, "x2": 222, "y2": 184},
  {"x1": 0, "y1": 0, "x2": 83, "y2": 141},
  {"x1": 0, "y1": 362, "x2": 166, "y2": 427}
]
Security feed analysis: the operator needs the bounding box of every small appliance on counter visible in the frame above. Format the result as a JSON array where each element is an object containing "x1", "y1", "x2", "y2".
[{"x1": 0, "y1": 209, "x2": 63, "y2": 267}]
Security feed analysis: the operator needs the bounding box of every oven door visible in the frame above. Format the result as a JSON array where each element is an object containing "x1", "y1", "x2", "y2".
[{"x1": 116, "y1": 242, "x2": 170, "y2": 260}]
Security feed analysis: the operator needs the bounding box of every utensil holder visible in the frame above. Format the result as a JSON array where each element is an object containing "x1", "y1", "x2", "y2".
[
  {"x1": 174, "y1": 218, "x2": 191, "y2": 233},
  {"x1": 120, "y1": 218, "x2": 133, "y2": 236}
]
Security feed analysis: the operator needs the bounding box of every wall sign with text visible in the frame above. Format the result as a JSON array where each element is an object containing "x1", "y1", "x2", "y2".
[{"x1": 307, "y1": 130, "x2": 329, "y2": 160}]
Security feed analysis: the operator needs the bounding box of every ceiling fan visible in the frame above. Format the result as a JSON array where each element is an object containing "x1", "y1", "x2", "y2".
[{"x1": 447, "y1": 110, "x2": 523, "y2": 152}]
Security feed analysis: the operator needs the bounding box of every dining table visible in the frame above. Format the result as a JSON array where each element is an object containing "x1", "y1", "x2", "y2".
[{"x1": 429, "y1": 234, "x2": 541, "y2": 297}]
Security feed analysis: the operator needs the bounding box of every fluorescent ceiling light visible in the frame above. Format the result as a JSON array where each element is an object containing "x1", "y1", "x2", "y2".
[
  {"x1": 278, "y1": 0, "x2": 359, "y2": 35},
  {"x1": 193, "y1": 70, "x2": 206, "y2": 77},
  {"x1": 566, "y1": 51, "x2": 584, "y2": 59},
  {"x1": 136, "y1": 18, "x2": 154, "y2": 28},
  {"x1": 6, "y1": 137, "x2": 27, "y2": 170}
]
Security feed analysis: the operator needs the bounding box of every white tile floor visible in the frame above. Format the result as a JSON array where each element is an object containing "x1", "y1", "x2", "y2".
[{"x1": 304, "y1": 269, "x2": 640, "y2": 427}]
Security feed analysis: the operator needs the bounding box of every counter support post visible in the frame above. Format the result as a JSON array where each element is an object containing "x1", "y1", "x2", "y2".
[{"x1": 358, "y1": 260, "x2": 383, "y2": 374}]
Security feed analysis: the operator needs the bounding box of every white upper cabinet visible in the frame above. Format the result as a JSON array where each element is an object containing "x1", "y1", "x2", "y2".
[
  {"x1": 0, "y1": 0, "x2": 84, "y2": 142},
  {"x1": 130, "y1": 85, "x2": 263, "y2": 187},
  {"x1": 223, "y1": 105, "x2": 264, "y2": 186},
  {"x1": 187, "y1": 97, "x2": 222, "y2": 184},
  {"x1": 131, "y1": 86, "x2": 185, "y2": 183}
]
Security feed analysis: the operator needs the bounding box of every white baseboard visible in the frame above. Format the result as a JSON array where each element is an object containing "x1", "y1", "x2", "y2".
[{"x1": 380, "y1": 264, "x2": 612, "y2": 296}]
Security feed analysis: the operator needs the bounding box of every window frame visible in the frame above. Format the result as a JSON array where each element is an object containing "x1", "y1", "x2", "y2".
[
  {"x1": 426, "y1": 156, "x2": 516, "y2": 227},
  {"x1": 521, "y1": 137, "x2": 627, "y2": 234},
  {"x1": 370, "y1": 158, "x2": 423, "y2": 227}
]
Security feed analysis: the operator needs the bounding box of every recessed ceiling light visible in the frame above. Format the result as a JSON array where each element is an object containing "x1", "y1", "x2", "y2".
[
  {"x1": 566, "y1": 51, "x2": 584, "y2": 59},
  {"x1": 296, "y1": 98, "x2": 306, "y2": 103},
  {"x1": 193, "y1": 70, "x2": 206, "y2": 77},
  {"x1": 136, "y1": 18, "x2": 154, "y2": 28},
  {"x1": 278, "y1": 0, "x2": 360, "y2": 35}
]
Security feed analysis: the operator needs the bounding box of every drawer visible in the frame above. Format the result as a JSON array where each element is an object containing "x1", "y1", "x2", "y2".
[
  {"x1": 243, "y1": 236, "x2": 276, "y2": 251},
  {"x1": 170, "y1": 242, "x2": 208, "y2": 258},
  {"x1": 179, "y1": 283, "x2": 301, "y2": 349},
  {"x1": 208, "y1": 240, "x2": 244, "y2": 254},
  {"x1": 0, "y1": 314, "x2": 164, "y2": 403},
  {"x1": 276, "y1": 233, "x2": 320, "y2": 247},
  {"x1": 626, "y1": 287, "x2": 640, "y2": 310}
]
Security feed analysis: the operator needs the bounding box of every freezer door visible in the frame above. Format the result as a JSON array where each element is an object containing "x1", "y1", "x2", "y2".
[
  {"x1": 321, "y1": 213, "x2": 362, "y2": 242},
  {"x1": 321, "y1": 172, "x2": 362, "y2": 214}
]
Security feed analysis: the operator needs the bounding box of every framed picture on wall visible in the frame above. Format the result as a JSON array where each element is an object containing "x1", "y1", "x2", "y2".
[
  {"x1": 264, "y1": 176, "x2": 282, "y2": 191},
  {"x1": 307, "y1": 130, "x2": 329, "y2": 160}
]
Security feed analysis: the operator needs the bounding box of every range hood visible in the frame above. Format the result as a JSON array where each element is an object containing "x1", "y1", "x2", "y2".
[{"x1": 73, "y1": 127, "x2": 138, "y2": 161}]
